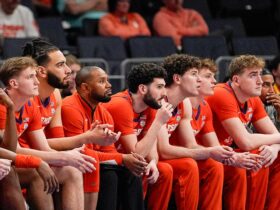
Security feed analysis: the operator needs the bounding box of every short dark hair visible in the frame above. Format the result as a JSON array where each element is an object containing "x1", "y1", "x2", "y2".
[
  {"x1": 163, "y1": 54, "x2": 201, "y2": 87},
  {"x1": 22, "y1": 38, "x2": 59, "y2": 66},
  {"x1": 262, "y1": 68, "x2": 272, "y2": 76},
  {"x1": 0, "y1": 57, "x2": 37, "y2": 87},
  {"x1": 268, "y1": 55, "x2": 280, "y2": 72},
  {"x1": 75, "y1": 66, "x2": 102, "y2": 89},
  {"x1": 127, "y1": 63, "x2": 167, "y2": 93}
]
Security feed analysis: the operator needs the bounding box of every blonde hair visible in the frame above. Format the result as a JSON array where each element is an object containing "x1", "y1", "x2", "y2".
[
  {"x1": 0, "y1": 57, "x2": 37, "y2": 86},
  {"x1": 200, "y1": 58, "x2": 217, "y2": 73},
  {"x1": 229, "y1": 55, "x2": 265, "y2": 79}
]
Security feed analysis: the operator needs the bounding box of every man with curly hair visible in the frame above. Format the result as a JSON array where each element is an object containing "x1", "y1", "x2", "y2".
[{"x1": 156, "y1": 54, "x2": 234, "y2": 210}]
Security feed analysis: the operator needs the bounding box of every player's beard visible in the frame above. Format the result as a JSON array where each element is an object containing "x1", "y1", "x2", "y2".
[
  {"x1": 90, "y1": 90, "x2": 111, "y2": 103},
  {"x1": 143, "y1": 90, "x2": 161, "y2": 109},
  {"x1": 47, "y1": 71, "x2": 69, "y2": 89}
]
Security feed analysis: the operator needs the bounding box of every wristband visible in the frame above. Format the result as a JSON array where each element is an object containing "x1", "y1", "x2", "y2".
[{"x1": 15, "y1": 155, "x2": 42, "y2": 168}]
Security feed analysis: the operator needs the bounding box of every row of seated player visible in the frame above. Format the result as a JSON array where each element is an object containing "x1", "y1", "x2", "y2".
[{"x1": 1, "y1": 44, "x2": 280, "y2": 210}]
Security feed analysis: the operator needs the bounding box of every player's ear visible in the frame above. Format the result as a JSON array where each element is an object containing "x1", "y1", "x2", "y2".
[
  {"x1": 80, "y1": 82, "x2": 89, "y2": 92},
  {"x1": 173, "y1": 74, "x2": 181, "y2": 84},
  {"x1": 232, "y1": 75, "x2": 239, "y2": 86},
  {"x1": 8, "y1": 79, "x2": 18, "y2": 88},
  {"x1": 138, "y1": 84, "x2": 147, "y2": 94},
  {"x1": 37, "y1": 66, "x2": 47, "y2": 78}
]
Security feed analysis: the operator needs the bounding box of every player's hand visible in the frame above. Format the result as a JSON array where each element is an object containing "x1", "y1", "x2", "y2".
[
  {"x1": 36, "y1": 161, "x2": 59, "y2": 194},
  {"x1": 0, "y1": 159, "x2": 11, "y2": 180},
  {"x1": 145, "y1": 159, "x2": 159, "y2": 184},
  {"x1": 209, "y1": 146, "x2": 234, "y2": 162},
  {"x1": 155, "y1": 99, "x2": 173, "y2": 125},
  {"x1": 61, "y1": 147, "x2": 97, "y2": 173},
  {"x1": 123, "y1": 153, "x2": 147, "y2": 177},
  {"x1": 85, "y1": 121, "x2": 121, "y2": 146},
  {"x1": 0, "y1": 88, "x2": 14, "y2": 110},
  {"x1": 266, "y1": 93, "x2": 280, "y2": 113},
  {"x1": 259, "y1": 145, "x2": 279, "y2": 167},
  {"x1": 226, "y1": 152, "x2": 263, "y2": 171}
]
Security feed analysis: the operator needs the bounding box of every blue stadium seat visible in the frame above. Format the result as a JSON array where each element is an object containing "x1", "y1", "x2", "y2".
[
  {"x1": 206, "y1": 18, "x2": 246, "y2": 37},
  {"x1": 127, "y1": 36, "x2": 177, "y2": 58},
  {"x1": 183, "y1": 0, "x2": 212, "y2": 19},
  {"x1": 182, "y1": 36, "x2": 229, "y2": 59},
  {"x1": 2, "y1": 38, "x2": 34, "y2": 58},
  {"x1": 232, "y1": 36, "x2": 279, "y2": 55},
  {"x1": 77, "y1": 36, "x2": 127, "y2": 93},
  {"x1": 37, "y1": 17, "x2": 76, "y2": 54}
]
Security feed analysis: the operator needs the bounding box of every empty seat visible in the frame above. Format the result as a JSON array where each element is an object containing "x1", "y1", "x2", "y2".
[
  {"x1": 77, "y1": 36, "x2": 127, "y2": 93},
  {"x1": 127, "y1": 36, "x2": 177, "y2": 58},
  {"x1": 182, "y1": 36, "x2": 229, "y2": 59},
  {"x1": 214, "y1": 0, "x2": 274, "y2": 36},
  {"x1": 206, "y1": 18, "x2": 246, "y2": 37},
  {"x1": 183, "y1": 0, "x2": 212, "y2": 19},
  {"x1": 37, "y1": 17, "x2": 76, "y2": 54},
  {"x1": 2, "y1": 38, "x2": 34, "y2": 58},
  {"x1": 82, "y1": 18, "x2": 99, "y2": 36},
  {"x1": 232, "y1": 36, "x2": 279, "y2": 55}
]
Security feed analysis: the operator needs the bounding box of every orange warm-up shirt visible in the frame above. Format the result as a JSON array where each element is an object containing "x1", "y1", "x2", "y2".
[
  {"x1": 153, "y1": 7, "x2": 209, "y2": 47},
  {"x1": 102, "y1": 90, "x2": 155, "y2": 152},
  {"x1": 0, "y1": 100, "x2": 42, "y2": 148},
  {"x1": 61, "y1": 92, "x2": 118, "y2": 154},
  {"x1": 206, "y1": 82, "x2": 267, "y2": 149},
  {"x1": 99, "y1": 13, "x2": 151, "y2": 39},
  {"x1": 191, "y1": 100, "x2": 214, "y2": 143},
  {"x1": 33, "y1": 93, "x2": 57, "y2": 129},
  {"x1": 165, "y1": 102, "x2": 185, "y2": 146},
  {"x1": 32, "y1": 93, "x2": 65, "y2": 138}
]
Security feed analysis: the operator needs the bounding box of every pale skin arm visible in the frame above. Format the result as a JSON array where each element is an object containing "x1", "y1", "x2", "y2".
[
  {"x1": 222, "y1": 116, "x2": 280, "y2": 151},
  {"x1": 174, "y1": 99, "x2": 233, "y2": 161},
  {"x1": 16, "y1": 129, "x2": 96, "y2": 173},
  {"x1": 158, "y1": 122, "x2": 221, "y2": 160},
  {"x1": 0, "y1": 138, "x2": 59, "y2": 193},
  {"x1": 119, "y1": 100, "x2": 173, "y2": 157},
  {"x1": 144, "y1": 142, "x2": 159, "y2": 184},
  {"x1": 252, "y1": 117, "x2": 280, "y2": 167},
  {"x1": 202, "y1": 132, "x2": 262, "y2": 170}
]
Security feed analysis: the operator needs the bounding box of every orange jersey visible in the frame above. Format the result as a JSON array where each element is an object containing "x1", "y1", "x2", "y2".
[
  {"x1": 158, "y1": 101, "x2": 185, "y2": 146},
  {"x1": 62, "y1": 92, "x2": 116, "y2": 153},
  {"x1": 0, "y1": 100, "x2": 42, "y2": 148},
  {"x1": 206, "y1": 82, "x2": 267, "y2": 148},
  {"x1": 32, "y1": 93, "x2": 64, "y2": 138},
  {"x1": 103, "y1": 90, "x2": 155, "y2": 137},
  {"x1": 103, "y1": 90, "x2": 155, "y2": 152},
  {"x1": 33, "y1": 93, "x2": 57, "y2": 130},
  {"x1": 191, "y1": 100, "x2": 214, "y2": 137},
  {"x1": 167, "y1": 101, "x2": 184, "y2": 137}
]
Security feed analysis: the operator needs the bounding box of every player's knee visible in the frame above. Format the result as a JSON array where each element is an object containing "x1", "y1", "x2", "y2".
[
  {"x1": 158, "y1": 162, "x2": 173, "y2": 181},
  {"x1": 182, "y1": 158, "x2": 199, "y2": 176},
  {"x1": 65, "y1": 167, "x2": 83, "y2": 185},
  {"x1": 208, "y1": 159, "x2": 224, "y2": 178}
]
